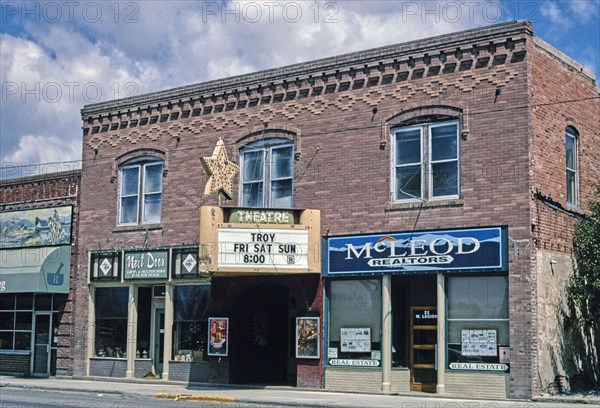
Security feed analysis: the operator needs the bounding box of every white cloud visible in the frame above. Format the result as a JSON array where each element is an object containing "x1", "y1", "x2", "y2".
[
  {"x1": 1, "y1": 0, "x2": 497, "y2": 177},
  {"x1": 539, "y1": 2, "x2": 572, "y2": 28},
  {"x1": 569, "y1": 0, "x2": 600, "y2": 23}
]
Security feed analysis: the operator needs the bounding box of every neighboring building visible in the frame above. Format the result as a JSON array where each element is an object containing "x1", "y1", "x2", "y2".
[
  {"x1": 0, "y1": 170, "x2": 80, "y2": 377},
  {"x1": 74, "y1": 20, "x2": 599, "y2": 399}
]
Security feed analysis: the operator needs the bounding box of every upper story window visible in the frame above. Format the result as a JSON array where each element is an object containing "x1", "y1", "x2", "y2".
[
  {"x1": 119, "y1": 157, "x2": 163, "y2": 225},
  {"x1": 566, "y1": 127, "x2": 579, "y2": 206},
  {"x1": 240, "y1": 138, "x2": 294, "y2": 208},
  {"x1": 392, "y1": 120, "x2": 459, "y2": 202}
]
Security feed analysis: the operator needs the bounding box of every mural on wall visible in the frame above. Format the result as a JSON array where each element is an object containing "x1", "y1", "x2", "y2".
[{"x1": 0, "y1": 206, "x2": 72, "y2": 249}]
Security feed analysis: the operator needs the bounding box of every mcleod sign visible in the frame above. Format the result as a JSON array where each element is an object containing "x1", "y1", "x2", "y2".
[{"x1": 326, "y1": 227, "x2": 507, "y2": 276}]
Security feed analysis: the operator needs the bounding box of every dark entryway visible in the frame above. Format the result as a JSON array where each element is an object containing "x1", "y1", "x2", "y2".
[{"x1": 230, "y1": 282, "x2": 293, "y2": 385}]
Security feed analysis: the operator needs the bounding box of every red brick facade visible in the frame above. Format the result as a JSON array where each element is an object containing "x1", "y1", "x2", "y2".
[{"x1": 74, "y1": 21, "x2": 598, "y2": 397}]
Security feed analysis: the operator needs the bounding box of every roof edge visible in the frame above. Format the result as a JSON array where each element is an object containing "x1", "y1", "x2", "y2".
[
  {"x1": 81, "y1": 20, "x2": 532, "y2": 116},
  {"x1": 532, "y1": 36, "x2": 596, "y2": 83}
]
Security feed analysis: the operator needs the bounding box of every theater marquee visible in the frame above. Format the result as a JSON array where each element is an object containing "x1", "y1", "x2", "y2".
[{"x1": 199, "y1": 206, "x2": 321, "y2": 275}]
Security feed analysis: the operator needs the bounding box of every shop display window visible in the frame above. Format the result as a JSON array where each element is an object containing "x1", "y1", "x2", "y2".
[
  {"x1": 0, "y1": 294, "x2": 33, "y2": 351},
  {"x1": 136, "y1": 287, "x2": 152, "y2": 358},
  {"x1": 94, "y1": 287, "x2": 128, "y2": 358},
  {"x1": 173, "y1": 285, "x2": 210, "y2": 361},
  {"x1": 328, "y1": 279, "x2": 382, "y2": 362},
  {"x1": 447, "y1": 276, "x2": 509, "y2": 366}
]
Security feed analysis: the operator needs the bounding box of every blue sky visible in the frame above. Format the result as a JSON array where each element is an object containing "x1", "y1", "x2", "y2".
[{"x1": 1, "y1": 0, "x2": 598, "y2": 179}]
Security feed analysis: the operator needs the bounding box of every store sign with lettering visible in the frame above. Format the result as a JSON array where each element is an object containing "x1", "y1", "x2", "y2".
[
  {"x1": 124, "y1": 250, "x2": 168, "y2": 279},
  {"x1": 228, "y1": 209, "x2": 294, "y2": 225},
  {"x1": 449, "y1": 363, "x2": 509, "y2": 371},
  {"x1": 218, "y1": 229, "x2": 308, "y2": 269},
  {"x1": 326, "y1": 227, "x2": 507, "y2": 276},
  {"x1": 328, "y1": 359, "x2": 380, "y2": 367}
]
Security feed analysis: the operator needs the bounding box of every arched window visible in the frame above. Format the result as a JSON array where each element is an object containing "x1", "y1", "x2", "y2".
[
  {"x1": 566, "y1": 127, "x2": 579, "y2": 206},
  {"x1": 118, "y1": 156, "x2": 163, "y2": 225},
  {"x1": 392, "y1": 118, "x2": 460, "y2": 201},
  {"x1": 239, "y1": 138, "x2": 294, "y2": 208}
]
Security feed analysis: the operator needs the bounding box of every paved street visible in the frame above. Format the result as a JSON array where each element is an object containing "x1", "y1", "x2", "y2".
[{"x1": 0, "y1": 377, "x2": 597, "y2": 408}]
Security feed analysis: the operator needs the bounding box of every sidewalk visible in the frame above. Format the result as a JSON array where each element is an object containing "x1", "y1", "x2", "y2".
[{"x1": 1, "y1": 376, "x2": 598, "y2": 407}]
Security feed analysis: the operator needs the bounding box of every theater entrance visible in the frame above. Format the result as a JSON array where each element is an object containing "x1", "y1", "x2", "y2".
[{"x1": 230, "y1": 282, "x2": 295, "y2": 385}]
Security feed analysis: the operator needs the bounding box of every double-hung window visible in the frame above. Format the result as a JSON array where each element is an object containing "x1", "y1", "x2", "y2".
[
  {"x1": 566, "y1": 127, "x2": 578, "y2": 206},
  {"x1": 119, "y1": 157, "x2": 163, "y2": 225},
  {"x1": 240, "y1": 139, "x2": 294, "y2": 208},
  {"x1": 393, "y1": 121, "x2": 459, "y2": 201}
]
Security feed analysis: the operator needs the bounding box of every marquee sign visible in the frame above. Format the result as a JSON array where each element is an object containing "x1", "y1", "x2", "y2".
[
  {"x1": 199, "y1": 206, "x2": 321, "y2": 275},
  {"x1": 326, "y1": 227, "x2": 507, "y2": 276}
]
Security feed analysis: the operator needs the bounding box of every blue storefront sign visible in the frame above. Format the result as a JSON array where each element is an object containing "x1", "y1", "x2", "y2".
[{"x1": 326, "y1": 227, "x2": 507, "y2": 276}]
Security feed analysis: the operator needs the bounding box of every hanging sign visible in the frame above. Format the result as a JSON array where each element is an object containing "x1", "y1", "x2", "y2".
[
  {"x1": 124, "y1": 250, "x2": 168, "y2": 279},
  {"x1": 327, "y1": 227, "x2": 507, "y2": 276}
]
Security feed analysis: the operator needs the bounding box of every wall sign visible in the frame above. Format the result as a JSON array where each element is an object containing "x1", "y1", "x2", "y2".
[
  {"x1": 327, "y1": 227, "x2": 507, "y2": 276},
  {"x1": 218, "y1": 228, "x2": 309, "y2": 269},
  {"x1": 449, "y1": 362, "x2": 509, "y2": 371},
  {"x1": 124, "y1": 250, "x2": 168, "y2": 279},
  {"x1": 329, "y1": 359, "x2": 380, "y2": 367},
  {"x1": 0, "y1": 206, "x2": 72, "y2": 249},
  {"x1": 0, "y1": 246, "x2": 70, "y2": 293}
]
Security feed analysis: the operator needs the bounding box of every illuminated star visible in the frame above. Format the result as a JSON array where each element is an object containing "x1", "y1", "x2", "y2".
[{"x1": 200, "y1": 138, "x2": 239, "y2": 200}]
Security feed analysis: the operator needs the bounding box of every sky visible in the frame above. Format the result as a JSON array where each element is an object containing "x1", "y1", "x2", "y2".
[{"x1": 1, "y1": 0, "x2": 599, "y2": 180}]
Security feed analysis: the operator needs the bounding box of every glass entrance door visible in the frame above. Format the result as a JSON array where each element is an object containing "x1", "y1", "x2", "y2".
[
  {"x1": 154, "y1": 309, "x2": 165, "y2": 376},
  {"x1": 410, "y1": 306, "x2": 437, "y2": 392},
  {"x1": 32, "y1": 312, "x2": 52, "y2": 377}
]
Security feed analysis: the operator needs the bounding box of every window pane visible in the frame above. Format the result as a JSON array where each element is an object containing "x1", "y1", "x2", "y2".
[
  {"x1": 329, "y1": 280, "x2": 382, "y2": 342},
  {"x1": 120, "y1": 196, "x2": 138, "y2": 224},
  {"x1": 448, "y1": 276, "x2": 508, "y2": 319},
  {"x1": 143, "y1": 193, "x2": 162, "y2": 224},
  {"x1": 566, "y1": 135, "x2": 575, "y2": 169},
  {"x1": 567, "y1": 170, "x2": 576, "y2": 204},
  {"x1": 96, "y1": 287, "x2": 129, "y2": 318},
  {"x1": 243, "y1": 182, "x2": 263, "y2": 207},
  {"x1": 396, "y1": 165, "x2": 421, "y2": 200},
  {"x1": 0, "y1": 312, "x2": 14, "y2": 330},
  {"x1": 270, "y1": 179, "x2": 292, "y2": 208},
  {"x1": 14, "y1": 331, "x2": 31, "y2": 350},
  {"x1": 0, "y1": 294, "x2": 15, "y2": 310},
  {"x1": 272, "y1": 146, "x2": 293, "y2": 179},
  {"x1": 16, "y1": 294, "x2": 33, "y2": 310},
  {"x1": 243, "y1": 150, "x2": 264, "y2": 182},
  {"x1": 431, "y1": 161, "x2": 458, "y2": 197},
  {"x1": 0, "y1": 331, "x2": 13, "y2": 349},
  {"x1": 35, "y1": 294, "x2": 52, "y2": 311},
  {"x1": 121, "y1": 167, "x2": 139, "y2": 196},
  {"x1": 395, "y1": 129, "x2": 421, "y2": 164},
  {"x1": 431, "y1": 124, "x2": 458, "y2": 161},
  {"x1": 15, "y1": 312, "x2": 32, "y2": 330},
  {"x1": 144, "y1": 163, "x2": 163, "y2": 194}
]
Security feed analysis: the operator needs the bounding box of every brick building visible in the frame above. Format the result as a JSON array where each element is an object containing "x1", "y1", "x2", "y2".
[
  {"x1": 74, "y1": 20, "x2": 598, "y2": 398},
  {"x1": 0, "y1": 170, "x2": 80, "y2": 377}
]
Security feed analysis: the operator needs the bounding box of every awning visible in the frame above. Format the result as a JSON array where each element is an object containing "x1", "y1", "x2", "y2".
[{"x1": 0, "y1": 246, "x2": 70, "y2": 293}]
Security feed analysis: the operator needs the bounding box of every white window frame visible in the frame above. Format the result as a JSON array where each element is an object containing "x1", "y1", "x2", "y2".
[
  {"x1": 239, "y1": 140, "x2": 294, "y2": 208},
  {"x1": 118, "y1": 158, "x2": 163, "y2": 226},
  {"x1": 566, "y1": 128, "x2": 579, "y2": 207},
  {"x1": 392, "y1": 120, "x2": 460, "y2": 203}
]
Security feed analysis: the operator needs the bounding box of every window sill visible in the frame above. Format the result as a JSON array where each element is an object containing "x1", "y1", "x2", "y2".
[
  {"x1": 386, "y1": 198, "x2": 463, "y2": 212},
  {"x1": 113, "y1": 224, "x2": 162, "y2": 233}
]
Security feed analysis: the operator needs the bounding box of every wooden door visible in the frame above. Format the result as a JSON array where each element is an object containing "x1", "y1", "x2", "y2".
[{"x1": 410, "y1": 306, "x2": 437, "y2": 392}]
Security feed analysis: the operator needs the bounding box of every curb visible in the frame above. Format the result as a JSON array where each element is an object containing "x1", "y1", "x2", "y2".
[
  {"x1": 156, "y1": 392, "x2": 236, "y2": 403},
  {"x1": 533, "y1": 396, "x2": 600, "y2": 405}
]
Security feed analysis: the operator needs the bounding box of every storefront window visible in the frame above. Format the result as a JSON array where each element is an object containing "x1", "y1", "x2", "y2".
[
  {"x1": 0, "y1": 294, "x2": 33, "y2": 351},
  {"x1": 94, "y1": 287, "x2": 128, "y2": 358},
  {"x1": 447, "y1": 276, "x2": 509, "y2": 366},
  {"x1": 328, "y1": 279, "x2": 382, "y2": 362},
  {"x1": 136, "y1": 287, "x2": 152, "y2": 357},
  {"x1": 173, "y1": 285, "x2": 210, "y2": 361}
]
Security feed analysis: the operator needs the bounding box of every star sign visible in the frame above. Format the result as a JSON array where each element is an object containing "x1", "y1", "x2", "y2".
[{"x1": 200, "y1": 138, "x2": 239, "y2": 200}]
